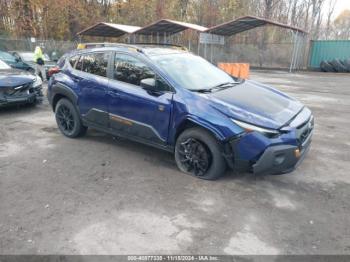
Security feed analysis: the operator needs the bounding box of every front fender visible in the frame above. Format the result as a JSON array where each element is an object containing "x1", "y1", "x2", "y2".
[
  {"x1": 48, "y1": 82, "x2": 78, "y2": 111},
  {"x1": 168, "y1": 91, "x2": 244, "y2": 145},
  {"x1": 169, "y1": 113, "x2": 244, "y2": 146},
  {"x1": 185, "y1": 115, "x2": 232, "y2": 141}
]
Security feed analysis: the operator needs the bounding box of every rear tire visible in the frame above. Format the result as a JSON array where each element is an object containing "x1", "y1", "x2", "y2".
[
  {"x1": 55, "y1": 98, "x2": 87, "y2": 138},
  {"x1": 329, "y1": 59, "x2": 347, "y2": 72},
  {"x1": 175, "y1": 127, "x2": 227, "y2": 180},
  {"x1": 320, "y1": 60, "x2": 335, "y2": 72},
  {"x1": 343, "y1": 59, "x2": 350, "y2": 72}
]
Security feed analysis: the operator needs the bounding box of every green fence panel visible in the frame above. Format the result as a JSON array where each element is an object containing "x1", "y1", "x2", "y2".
[{"x1": 309, "y1": 40, "x2": 350, "y2": 68}]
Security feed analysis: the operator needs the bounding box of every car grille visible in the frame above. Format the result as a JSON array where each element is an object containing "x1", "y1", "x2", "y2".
[
  {"x1": 0, "y1": 83, "x2": 34, "y2": 97},
  {"x1": 296, "y1": 116, "x2": 314, "y2": 147}
]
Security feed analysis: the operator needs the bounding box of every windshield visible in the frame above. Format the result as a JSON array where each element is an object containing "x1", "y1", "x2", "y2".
[
  {"x1": 0, "y1": 60, "x2": 11, "y2": 69},
  {"x1": 0, "y1": 51, "x2": 16, "y2": 62},
  {"x1": 19, "y1": 52, "x2": 51, "y2": 62},
  {"x1": 151, "y1": 53, "x2": 235, "y2": 91}
]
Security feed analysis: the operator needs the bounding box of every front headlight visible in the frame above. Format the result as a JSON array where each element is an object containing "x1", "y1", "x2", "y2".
[
  {"x1": 32, "y1": 75, "x2": 43, "y2": 88},
  {"x1": 231, "y1": 119, "x2": 280, "y2": 137}
]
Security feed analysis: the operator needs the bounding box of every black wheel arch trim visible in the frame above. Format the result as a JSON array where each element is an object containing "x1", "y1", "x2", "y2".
[
  {"x1": 49, "y1": 83, "x2": 79, "y2": 112},
  {"x1": 176, "y1": 117, "x2": 228, "y2": 142}
]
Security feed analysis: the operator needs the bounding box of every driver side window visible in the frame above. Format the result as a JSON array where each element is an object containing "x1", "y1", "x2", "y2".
[{"x1": 114, "y1": 53, "x2": 171, "y2": 91}]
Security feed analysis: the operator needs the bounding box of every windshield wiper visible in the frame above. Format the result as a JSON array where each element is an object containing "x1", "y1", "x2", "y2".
[
  {"x1": 211, "y1": 81, "x2": 240, "y2": 90},
  {"x1": 190, "y1": 88, "x2": 213, "y2": 93},
  {"x1": 189, "y1": 81, "x2": 242, "y2": 93}
]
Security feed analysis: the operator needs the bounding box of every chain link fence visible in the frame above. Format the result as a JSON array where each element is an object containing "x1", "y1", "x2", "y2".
[
  {"x1": 0, "y1": 35, "x2": 308, "y2": 70},
  {"x1": 196, "y1": 43, "x2": 296, "y2": 69},
  {"x1": 0, "y1": 37, "x2": 77, "y2": 59},
  {"x1": 130, "y1": 31, "x2": 308, "y2": 70}
]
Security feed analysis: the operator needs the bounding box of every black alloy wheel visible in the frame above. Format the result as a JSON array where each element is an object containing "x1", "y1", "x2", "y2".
[
  {"x1": 177, "y1": 138, "x2": 211, "y2": 177},
  {"x1": 175, "y1": 127, "x2": 227, "y2": 180},
  {"x1": 55, "y1": 98, "x2": 87, "y2": 138},
  {"x1": 56, "y1": 104, "x2": 75, "y2": 134}
]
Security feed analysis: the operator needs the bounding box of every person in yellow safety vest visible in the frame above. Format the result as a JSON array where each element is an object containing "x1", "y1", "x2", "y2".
[{"x1": 34, "y1": 46, "x2": 47, "y2": 81}]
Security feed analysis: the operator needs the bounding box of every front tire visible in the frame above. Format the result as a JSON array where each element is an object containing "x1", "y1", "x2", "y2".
[
  {"x1": 55, "y1": 98, "x2": 87, "y2": 138},
  {"x1": 175, "y1": 127, "x2": 227, "y2": 180}
]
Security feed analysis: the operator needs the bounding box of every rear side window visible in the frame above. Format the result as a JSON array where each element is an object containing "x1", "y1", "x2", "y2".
[
  {"x1": 75, "y1": 56, "x2": 84, "y2": 71},
  {"x1": 57, "y1": 55, "x2": 67, "y2": 67},
  {"x1": 75, "y1": 52, "x2": 110, "y2": 77},
  {"x1": 69, "y1": 55, "x2": 79, "y2": 68}
]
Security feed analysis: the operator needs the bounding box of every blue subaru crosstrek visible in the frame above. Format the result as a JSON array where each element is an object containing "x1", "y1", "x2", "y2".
[{"x1": 47, "y1": 44, "x2": 313, "y2": 180}]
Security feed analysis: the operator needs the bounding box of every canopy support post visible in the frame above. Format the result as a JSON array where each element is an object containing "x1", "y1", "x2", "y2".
[
  {"x1": 210, "y1": 42, "x2": 213, "y2": 63},
  {"x1": 289, "y1": 31, "x2": 296, "y2": 72},
  {"x1": 197, "y1": 40, "x2": 201, "y2": 56},
  {"x1": 289, "y1": 31, "x2": 302, "y2": 73}
]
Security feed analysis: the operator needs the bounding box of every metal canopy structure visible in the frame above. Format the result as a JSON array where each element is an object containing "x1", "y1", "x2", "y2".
[
  {"x1": 203, "y1": 16, "x2": 308, "y2": 72},
  {"x1": 134, "y1": 19, "x2": 207, "y2": 35},
  {"x1": 77, "y1": 22, "x2": 141, "y2": 38},
  {"x1": 205, "y1": 15, "x2": 307, "y2": 36},
  {"x1": 76, "y1": 16, "x2": 309, "y2": 71}
]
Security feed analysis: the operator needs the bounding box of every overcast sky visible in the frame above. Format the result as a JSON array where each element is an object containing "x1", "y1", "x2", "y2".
[{"x1": 326, "y1": 0, "x2": 350, "y2": 19}]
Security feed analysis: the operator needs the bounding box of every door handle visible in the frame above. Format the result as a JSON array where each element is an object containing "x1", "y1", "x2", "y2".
[{"x1": 158, "y1": 105, "x2": 165, "y2": 111}]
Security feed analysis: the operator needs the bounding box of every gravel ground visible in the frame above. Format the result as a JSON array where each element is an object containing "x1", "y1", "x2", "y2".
[{"x1": 0, "y1": 70, "x2": 349, "y2": 255}]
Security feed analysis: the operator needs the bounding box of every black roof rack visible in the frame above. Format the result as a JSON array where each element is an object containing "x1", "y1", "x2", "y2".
[
  {"x1": 79, "y1": 42, "x2": 134, "y2": 48},
  {"x1": 133, "y1": 42, "x2": 187, "y2": 50},
  {"x1": 78, "y1": 42, "x2": 187, "y2": 51}
]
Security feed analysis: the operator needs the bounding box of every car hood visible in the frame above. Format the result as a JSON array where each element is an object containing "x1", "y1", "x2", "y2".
[
  {"x1": 0, "y1": 69, "x2": 35, "y2": 88},
  {"x1": 203, "y1": 80, "x2": 304, "y2": 129},
  {"x1": 5, "y1": 60, "x2": 31, "y2": 69}
]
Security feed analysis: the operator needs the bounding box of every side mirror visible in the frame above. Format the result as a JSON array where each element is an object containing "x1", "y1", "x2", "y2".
[
  {"x1": 15, "y1": 57, "x2": 20, "y2": 62},
  {"x1": 140, "y1": 78, "x2": 157, "y2": 91}
]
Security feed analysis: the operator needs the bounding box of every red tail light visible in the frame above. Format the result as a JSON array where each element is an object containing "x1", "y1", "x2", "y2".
[{"x1": 48, "y1": 66, "x2": 61, "y2": 77}]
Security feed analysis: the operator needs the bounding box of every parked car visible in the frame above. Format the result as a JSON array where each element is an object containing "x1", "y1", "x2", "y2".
[
  {"x1": 47, "y1": 44, "x2": 313, "y2": 180},
  {"x1": 9, "y1": 51, "x2": 56, "y2": 80},
  {"x1": 0, "y1": 59, "x2": 43, "y2": 107},
  {"x1": 0, "y1": 51, "x2": 34, "y2": 72}
]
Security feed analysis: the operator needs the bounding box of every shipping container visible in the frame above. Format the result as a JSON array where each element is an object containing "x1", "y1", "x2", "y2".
[{"x1": 309, "y1": 40, "x2": 350, "y2": 69}]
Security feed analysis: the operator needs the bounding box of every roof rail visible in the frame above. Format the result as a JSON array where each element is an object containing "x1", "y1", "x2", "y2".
[
  {"x1": 133, "y1": 42, "x2": 188, "y2": 50},
  {"x1": 77, "y1": 42, "x2": 187, "y2": 51},
  {"x1": 78, "y1": 42, "x2": 138, "y2": 49}
]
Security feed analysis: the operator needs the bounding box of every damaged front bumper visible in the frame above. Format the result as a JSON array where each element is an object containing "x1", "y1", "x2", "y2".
[
  {"x1": 252, "y1": 131, "x2": 312, "y2": 175},
  {"x1": 224, "y1": 115, "x2": 313, "y2": 176},
  {"x1": 0, "y1": 85, "x2": 43, "y2": 107}
]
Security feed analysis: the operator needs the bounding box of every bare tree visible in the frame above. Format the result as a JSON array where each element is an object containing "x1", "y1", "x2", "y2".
[
  {"x1": 333, "y1": 10, "x2": 350, "y2": 40},
  {"x1": 310, "y1": 0, "x2": 326, "y2": 39},
  {"x1": 325, "y1": 0, "x2": 337, "y2": 39},
  {"x1": 179, "y1": 0, "x2": 189, "y2": 20}
]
